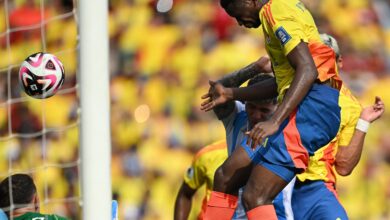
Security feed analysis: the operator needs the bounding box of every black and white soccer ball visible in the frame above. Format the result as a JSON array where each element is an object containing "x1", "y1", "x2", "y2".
[{"x1": 19, "y1": 52, "x2": 65, "y2": 99}]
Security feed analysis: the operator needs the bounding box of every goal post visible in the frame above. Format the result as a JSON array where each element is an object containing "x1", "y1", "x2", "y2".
[{"x1": 78, "y1": 0, "x2": 112, "y2": 219}]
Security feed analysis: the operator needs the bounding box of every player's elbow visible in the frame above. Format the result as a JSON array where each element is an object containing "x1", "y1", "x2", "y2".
[
  {"x1": 303, "y1": 65, "x2": 318, "y2": 81},
  {"x1": 335, "y1": 165, "x2": 353, "y2": 176}
]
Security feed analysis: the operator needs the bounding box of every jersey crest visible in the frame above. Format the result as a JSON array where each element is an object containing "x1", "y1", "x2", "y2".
[
  {"x1": 186, "y1": 167, "x2": 194, "y2": 179},
  {"x1": 275, "y1": 26, "x2": 291, "y2": 46}
]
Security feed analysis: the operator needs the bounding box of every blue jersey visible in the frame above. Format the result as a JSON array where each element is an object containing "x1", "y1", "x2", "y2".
[
  {"x1": 221, "y1": 101, "x2": 294, "y2": 220},
  {"x1": 222, "y1": 101, "x2": 248, "y2": 155},
  {"x1": 221, "y1": 101, "x2": 249, "y2": 219}
]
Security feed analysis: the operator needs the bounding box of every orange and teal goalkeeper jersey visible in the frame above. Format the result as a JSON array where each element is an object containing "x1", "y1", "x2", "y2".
[
  {"x1": 183, "y1": 140, "x2": 228, "y2": 219},
  {"x1": 260, "y1": 0, "x2": 342, "y2": 100},
  {"x1": 296, "y1": 85, "x2": 362, "y2": 185}
]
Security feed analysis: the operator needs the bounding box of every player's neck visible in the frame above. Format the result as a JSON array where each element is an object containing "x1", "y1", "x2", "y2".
[{"x1": 11, "y1": 206, "x2": 37, "y2": 218}]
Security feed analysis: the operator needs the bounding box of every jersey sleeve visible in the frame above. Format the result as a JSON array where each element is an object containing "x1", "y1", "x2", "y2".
[
  {"x1": 183, "y1": 158, "x2": 206, "y2": 190},
  {"x1": 338, "y1": 109, "x2": 361, "y2": 147},
  {"x1": 267, "y1": 5, "x2": 308, "y2": 55},
  {"x1": 338, "y1": 94, "x2": 362, "y2": 147}
]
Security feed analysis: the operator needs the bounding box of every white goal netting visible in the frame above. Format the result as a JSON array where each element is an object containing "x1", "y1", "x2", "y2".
[{"x1": 0, "y1": 0, "x2": 80, "y2": 218}]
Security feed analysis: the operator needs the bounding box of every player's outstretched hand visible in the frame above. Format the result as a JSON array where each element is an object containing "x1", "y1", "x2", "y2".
[
  {"x1": 246, "y1": 119, "x2": 280, "y2": 149},
  {"x1": 360, "y1": 96, "x2": 385, "y2": 123},
  {"x1": 201, "y1": 80, "x2": 232, "y2": 111}
]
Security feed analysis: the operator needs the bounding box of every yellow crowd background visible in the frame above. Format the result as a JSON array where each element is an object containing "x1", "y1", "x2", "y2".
[{"x1": 0, "y1": 0, "x2": 390, "y2": 219}]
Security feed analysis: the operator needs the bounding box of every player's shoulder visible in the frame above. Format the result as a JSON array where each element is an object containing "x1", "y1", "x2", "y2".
[
  {"x1": 339, "y1": 85, "x2": 362, "y2": 110},
  {"x1": 194, "y1": 140, "x2": 227, "y2": 161},
  {"x1": 231, "y1": 100, "x2": 245, "y2": 115},
  {"x1": 220, "y1": 101, "x2": 245, "y2": 123},
  {"x1": 339, "y1": 85, "x2": 362, "y2": 125},
  {"x1": 266, "y1": 0, "x2": 302, "y2": 14}
]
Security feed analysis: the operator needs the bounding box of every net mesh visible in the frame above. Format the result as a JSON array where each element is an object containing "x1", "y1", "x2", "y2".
[{"x1": 0, "y1": 0, "x2": 80, "y2": 219}]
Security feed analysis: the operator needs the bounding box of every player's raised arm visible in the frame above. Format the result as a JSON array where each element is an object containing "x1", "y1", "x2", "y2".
[
  {"x1": 247, "y1": 42, "x2": 318, "y2": 147},
  {"x1": 335, "y1": 96, "x2": 385, "y2": 176},
  {"x1": 201, "y1": 56, "x2": 273, "y2": 119},
  {"x1": 218, "y1": 56, "x2": 272, "y2": 87},
  {"x1": 229, "y1": 76, "x2": 278, "y2": 102},
  {"x1": 201, "y1": 76, "x2": 278, "y2": 113},
  {"x1": 174, "y1": 182, "x2": 197, "y2": 220}
]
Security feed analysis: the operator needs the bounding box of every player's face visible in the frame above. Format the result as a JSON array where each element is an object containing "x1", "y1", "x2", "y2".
[
  {"x1": 336, "y1": 56, "x2": 343, "y2": 69},
  {"x1": 224, "y1": 2, "x2": 261, "y2": 28},
  {"x1": 245, "y1": 101, "x2": 277, "y2": 128}
]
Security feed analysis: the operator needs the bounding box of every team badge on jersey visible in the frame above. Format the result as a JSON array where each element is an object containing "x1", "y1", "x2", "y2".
[
  {"x1": 186, "y1": 167, "x2": 194, "y2": 179},
  {"x1": 275, "y1": 26, "x2": 291, "y2": 46}
]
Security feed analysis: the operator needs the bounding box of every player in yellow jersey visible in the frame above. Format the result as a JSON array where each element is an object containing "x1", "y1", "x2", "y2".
[
  {"x1": 174, "y1": 141, "x2": 228, "y2": 220},
  {"x1": 200, "y1": 0, "x2": 347, "y2": 219},
  {"x1": 290, "y1": 34, "x2": 385, "y2": 219},
  {"x1": 201, "y1": 32, "x2": 385, "y2": 219}
]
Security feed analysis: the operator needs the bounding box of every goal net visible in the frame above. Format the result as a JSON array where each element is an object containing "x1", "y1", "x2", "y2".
[{"x1": 0, "y1": 0, "x2": 111, "y2": 219}]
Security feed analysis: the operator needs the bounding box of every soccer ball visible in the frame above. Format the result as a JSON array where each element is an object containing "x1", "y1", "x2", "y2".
[{"x1": 19, "y1": 52, "x2": 65, "y2": 99}]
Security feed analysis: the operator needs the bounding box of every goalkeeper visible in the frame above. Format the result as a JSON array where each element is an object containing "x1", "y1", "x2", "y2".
[{"x1": 0, "y1": 174, "x2": 69, "y2": 220}]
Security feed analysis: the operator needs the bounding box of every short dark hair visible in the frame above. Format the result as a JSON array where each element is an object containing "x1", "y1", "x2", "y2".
[
  {"x1": 220, "y1": 0, "x2": 232, "y2": 9},
  {"x1": 0, "y1": 174, "x2": 37, "y2": 216},
  {"x1": 247, "y1": 74, "x2": 277, "y2": 104},
  {"x1": 220, "y1": 0, "x2": 248, "y2": 10}
]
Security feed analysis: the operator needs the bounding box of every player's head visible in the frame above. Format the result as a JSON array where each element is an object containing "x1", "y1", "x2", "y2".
[
  {"x1": 320, "y1": 33, "x2": 343, "y2": 68},
  {"x1": 220, "y1": 0, "x2": 262, "y2": 28},
  {"x1": 245, "y1": 74, "x2": 278, "y2": 128},
  {"x1": 0, "y1": 174, "x2": 39, "y2": 217}
]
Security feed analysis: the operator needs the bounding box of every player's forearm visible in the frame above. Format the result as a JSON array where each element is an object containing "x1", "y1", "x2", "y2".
[
  {"x1": 218, "y1": 57, "x2": 270, "y2": 88},
  {"x1": 336, "y1": 100, "x2": 385, "y2": 176},
  {"x1": 271, "y1": 63, "x2": 317, "y2": 125},
  {"x1": 174, "y1": 183, "x2": 196, "y2": 220},
  {"x1": 335, "y1": 130, "x2": 366, "y2": 176},
  {"x1": 271, "y1": 42, "x2": 317, "y2": 125},
  {"x1": 229, "y1": 77, "x2": 278, "y2": 101},
  {"x1": 174, "y1": 194, "x2": 192, "y2": 220}
]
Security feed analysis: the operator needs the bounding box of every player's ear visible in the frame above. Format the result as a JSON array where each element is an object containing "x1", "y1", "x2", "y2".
[
  {"x1": 32, "y1": 193, "x2": 40, "y2": 212},
  {"x1": 254, "y1": 0, "x2": 263, "y2": 8},
  {"x1": 337, "y1": 56, "x2": 343, "y2": 69}
]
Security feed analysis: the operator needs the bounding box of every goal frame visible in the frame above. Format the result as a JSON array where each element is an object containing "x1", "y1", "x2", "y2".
[{"x1": 78, "y1": 1, "x2": 112, "y2": 219}]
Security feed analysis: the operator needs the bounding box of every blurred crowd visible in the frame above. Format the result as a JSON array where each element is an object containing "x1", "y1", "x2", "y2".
[{"x1": 0, "y1": 0, "x2": 390, "y2": 219}]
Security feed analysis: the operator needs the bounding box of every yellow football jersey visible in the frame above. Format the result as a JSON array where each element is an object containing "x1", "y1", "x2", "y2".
[
  {"x1": 297, "y1": 85, "x2": 362, "y2": 184},
  {"x1": 260, "y1": 0, "x2": 342, "y2": 101},
  {"x1": 183, "y1": 140, "x2": 228, "y2": 219}
]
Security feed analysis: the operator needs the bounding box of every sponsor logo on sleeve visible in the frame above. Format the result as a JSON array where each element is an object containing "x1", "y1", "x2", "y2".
[{"x1": 275, "y1": 26, "x2": 291, "y2": 46}]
